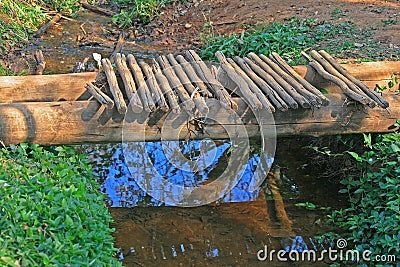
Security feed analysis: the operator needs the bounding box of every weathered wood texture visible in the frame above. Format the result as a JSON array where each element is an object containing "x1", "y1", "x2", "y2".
[
  {"x1": 0, "y1": 94, "x2": 399, "y2": 145},
  {"x1": 1, "y1": 61, "x2": 398, "y2": 104},
  {"x1": 0, "y1": 72, "x2": 97, "y2": 103}
]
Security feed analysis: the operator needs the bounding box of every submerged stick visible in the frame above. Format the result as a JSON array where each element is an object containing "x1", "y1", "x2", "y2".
[
  {"x1": 33, "y1": 13, "x2": 62, "y2": 38},
  {"x1": 81, "y1": 2, "x2": 117, "y2": 17},
  {"x1": 110, "y1": 33, "x2": 125, "y2": 64},
  {"x1": 34, "y1": 49, "x2": 46, "y2": 75},
  {"x1": 101, "y1": 58, "x2": 127, "y2": 114}
]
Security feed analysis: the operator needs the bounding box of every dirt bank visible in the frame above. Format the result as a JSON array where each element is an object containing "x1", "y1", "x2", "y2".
[{"x1": 144, "y1": 0, "x2": 399, "y2": 53}]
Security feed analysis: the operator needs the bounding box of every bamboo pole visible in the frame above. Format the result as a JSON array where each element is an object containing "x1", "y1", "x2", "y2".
[
  {"x1": 126, "y1": 54, "x2": 156, "y2": 112},
  {"x1": 233, "y1": 56, "x2": 288, "y2": 111},
  {"x1": 227, "y1": 58, "x2": 274, "y2": 112},
  {"x1": 156, "y1": 55, "x2": 196, "y2": 113},
  {"x1": 138, "y1": 60, "x2": 169, "y2": 112},
  {"x1": 270, "y1": 52, "x2": 330, "y2": 106},
  {"x1": 243, "y1": 57, "x2": 299, "y2": 109},
  {"x1": 302, "y1": 52, "x2": 372, "y2": 106},
  {"x1": 260, "y1": 54, "x2": 322, "y2": 107},
  {"x1": 175, "y1": 55, "x2": 213, "y2": 97},
  {"x1": 309, "y1": 50, "x2": 376, "y2": 108},
  {"x1": 84, "y1": 82, "x2": 114, "y2": 109},
  {"x1": 151, "y1": 60, "x2": 181, "y2": 114},
  {"x1": 185, "y1": 50, "x2": 237, "y2": 110},
  {"x1": 101, "y1": 58, "x2": 127, "y2": 114},
  {"x1": 215, "y1": 51, "x2": 262, "y2": 110},
  {"x1": 114, "y1": 53, "x2": 143, "y2": 113},
  {"x1": 248, "y1": 53, "x2": 311, "y2": 108},
  {"x1": 318, "y1": 50, "x2": 388, "y2": 108},
  {"x1": 166, "y1": 54, "x2": 209, "y2": 115}
]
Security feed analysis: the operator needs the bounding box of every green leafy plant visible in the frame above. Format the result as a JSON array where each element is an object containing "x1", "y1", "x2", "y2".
[
  {"x1": 0, "y1": 64, "x2": 16, "y2": 76},
  {"x1": 382, "y1": 18, "x2": 397, "y2": 26},
  {"x1": 375, "y1": 73, "x2": 399, "y2": 93},
  {"x1": 112, "y1": 0, "x2": 184, "y2": 27},
  {"x1": 0, "y1": 144, "x2": 122, "y2": 266},
  {"x1": 328, "y1": 132, "x2": 400, "y2": 263},
  {"x1": 331, "y1": 7, "x2": 345, "y2": 20},
  {"x1": 200, "y1": 18, "x2": 381, "y2": 64}
]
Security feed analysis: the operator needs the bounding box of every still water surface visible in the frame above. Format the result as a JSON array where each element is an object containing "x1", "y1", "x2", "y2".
[{"x1": 80, "y1": 138, "x2": 346, "y2": 266}]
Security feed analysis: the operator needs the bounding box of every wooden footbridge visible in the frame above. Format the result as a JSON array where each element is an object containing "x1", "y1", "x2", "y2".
[{"x1": 0, "y1": 50, "x2": 399, "y2": 145}]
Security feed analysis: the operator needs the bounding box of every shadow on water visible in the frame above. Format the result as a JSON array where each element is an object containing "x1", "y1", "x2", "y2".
[{"x1": 80, "y1": 138, "x2": 347, "y2": 267}]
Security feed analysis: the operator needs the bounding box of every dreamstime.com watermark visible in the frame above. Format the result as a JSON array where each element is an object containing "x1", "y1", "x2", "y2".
[{"x1": 257, "y1": 239, "x2": 397, "y2": 263}]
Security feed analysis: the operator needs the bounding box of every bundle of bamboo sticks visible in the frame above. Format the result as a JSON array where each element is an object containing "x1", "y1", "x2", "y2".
[
  {"x1": 85, "y1": 50, "x2": 388, "y2": 117},
  {"x1": 86, "y1": 50, "x2": 239, "y2": 116}
]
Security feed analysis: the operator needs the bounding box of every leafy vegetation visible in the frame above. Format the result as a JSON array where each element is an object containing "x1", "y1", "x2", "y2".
[
  {"x1": 328, "y1": 131, "x2": 400, "y2": 264},
  {"x1": 112, "y1": 0, "x2": 184, "y2": 27},
  {"x1": 200, "y1": 17, "x2": 392, "y2": 64},
  {"x1": 0, "y1": 0, "x2": 84, "y2": 51},
  {"x1": 0, "y1": 144, "x2": 121, "y2": 266},
  {"x1": 375, "y1": 73, "x2": 399, "y2": 93}
]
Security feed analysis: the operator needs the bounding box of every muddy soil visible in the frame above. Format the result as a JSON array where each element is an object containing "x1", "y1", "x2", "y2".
[{"x1": 145, "y1": 0, "x2": 400, "y2": 53}]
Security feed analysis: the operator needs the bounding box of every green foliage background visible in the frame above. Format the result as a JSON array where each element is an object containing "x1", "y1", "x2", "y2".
[{"x1": 0, "y1": 144, "x2": 121, "y2": 267}]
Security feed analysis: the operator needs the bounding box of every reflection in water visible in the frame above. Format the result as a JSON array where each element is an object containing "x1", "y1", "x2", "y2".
[
  {"x1": 83, "y1": 140, "x2": 272, "y2": 207},
  {"x1": 80, "y1": 140, "x2": 344, "y2": 266}
]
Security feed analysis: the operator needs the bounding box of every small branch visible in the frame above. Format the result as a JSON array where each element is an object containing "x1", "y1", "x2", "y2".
[
  {"x1": 34, "y1": 50, "x2": 46, "y2": 75},
  {"x1": 81, "y1": 2, "x2": 117, "y2": 17},
  {"x1": 85, "y1": 82, "x2": 114, "y2": 110},
  {"x1": 110, "y1": 33, "x2": 125, "y2": 64},
  {"x1": 33, "y1": 13, "x2": 62, "y2": 38}
]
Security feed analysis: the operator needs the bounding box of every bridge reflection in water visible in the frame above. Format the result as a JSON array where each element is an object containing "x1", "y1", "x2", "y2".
[
  {"x1": 80, "y1": 141, "x2": 339, "y2": 266},
  {"x1": 83, "y1": 140, "x2": 276, "y2": 207}
]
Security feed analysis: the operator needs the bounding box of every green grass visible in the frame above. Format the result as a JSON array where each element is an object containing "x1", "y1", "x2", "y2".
[
  {"x1": 112, "y1": 0, "x2": 185, "y2": 27},
  {"x1": 0, "y1": 0, "x2": 84, "y2": 51},
  {"x1": 0, "y1": 144, "x2": 122, "y2": 267},
  {"x1": 200, "y1": 17, "x2": 393, "y2": 64}
]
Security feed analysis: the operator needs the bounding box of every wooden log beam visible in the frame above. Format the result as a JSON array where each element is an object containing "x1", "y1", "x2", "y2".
[
  {"x1": 0, "y1": 72, "x2": 97, "y2": 103},
  {"x1": 0, "y1": 94, "x2": 399, "y2": 145}
]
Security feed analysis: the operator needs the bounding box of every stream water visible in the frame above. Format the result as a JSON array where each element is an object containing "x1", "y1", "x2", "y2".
[{"x1": 80, "y1": 138, "x2": 347, "y2": 267}]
